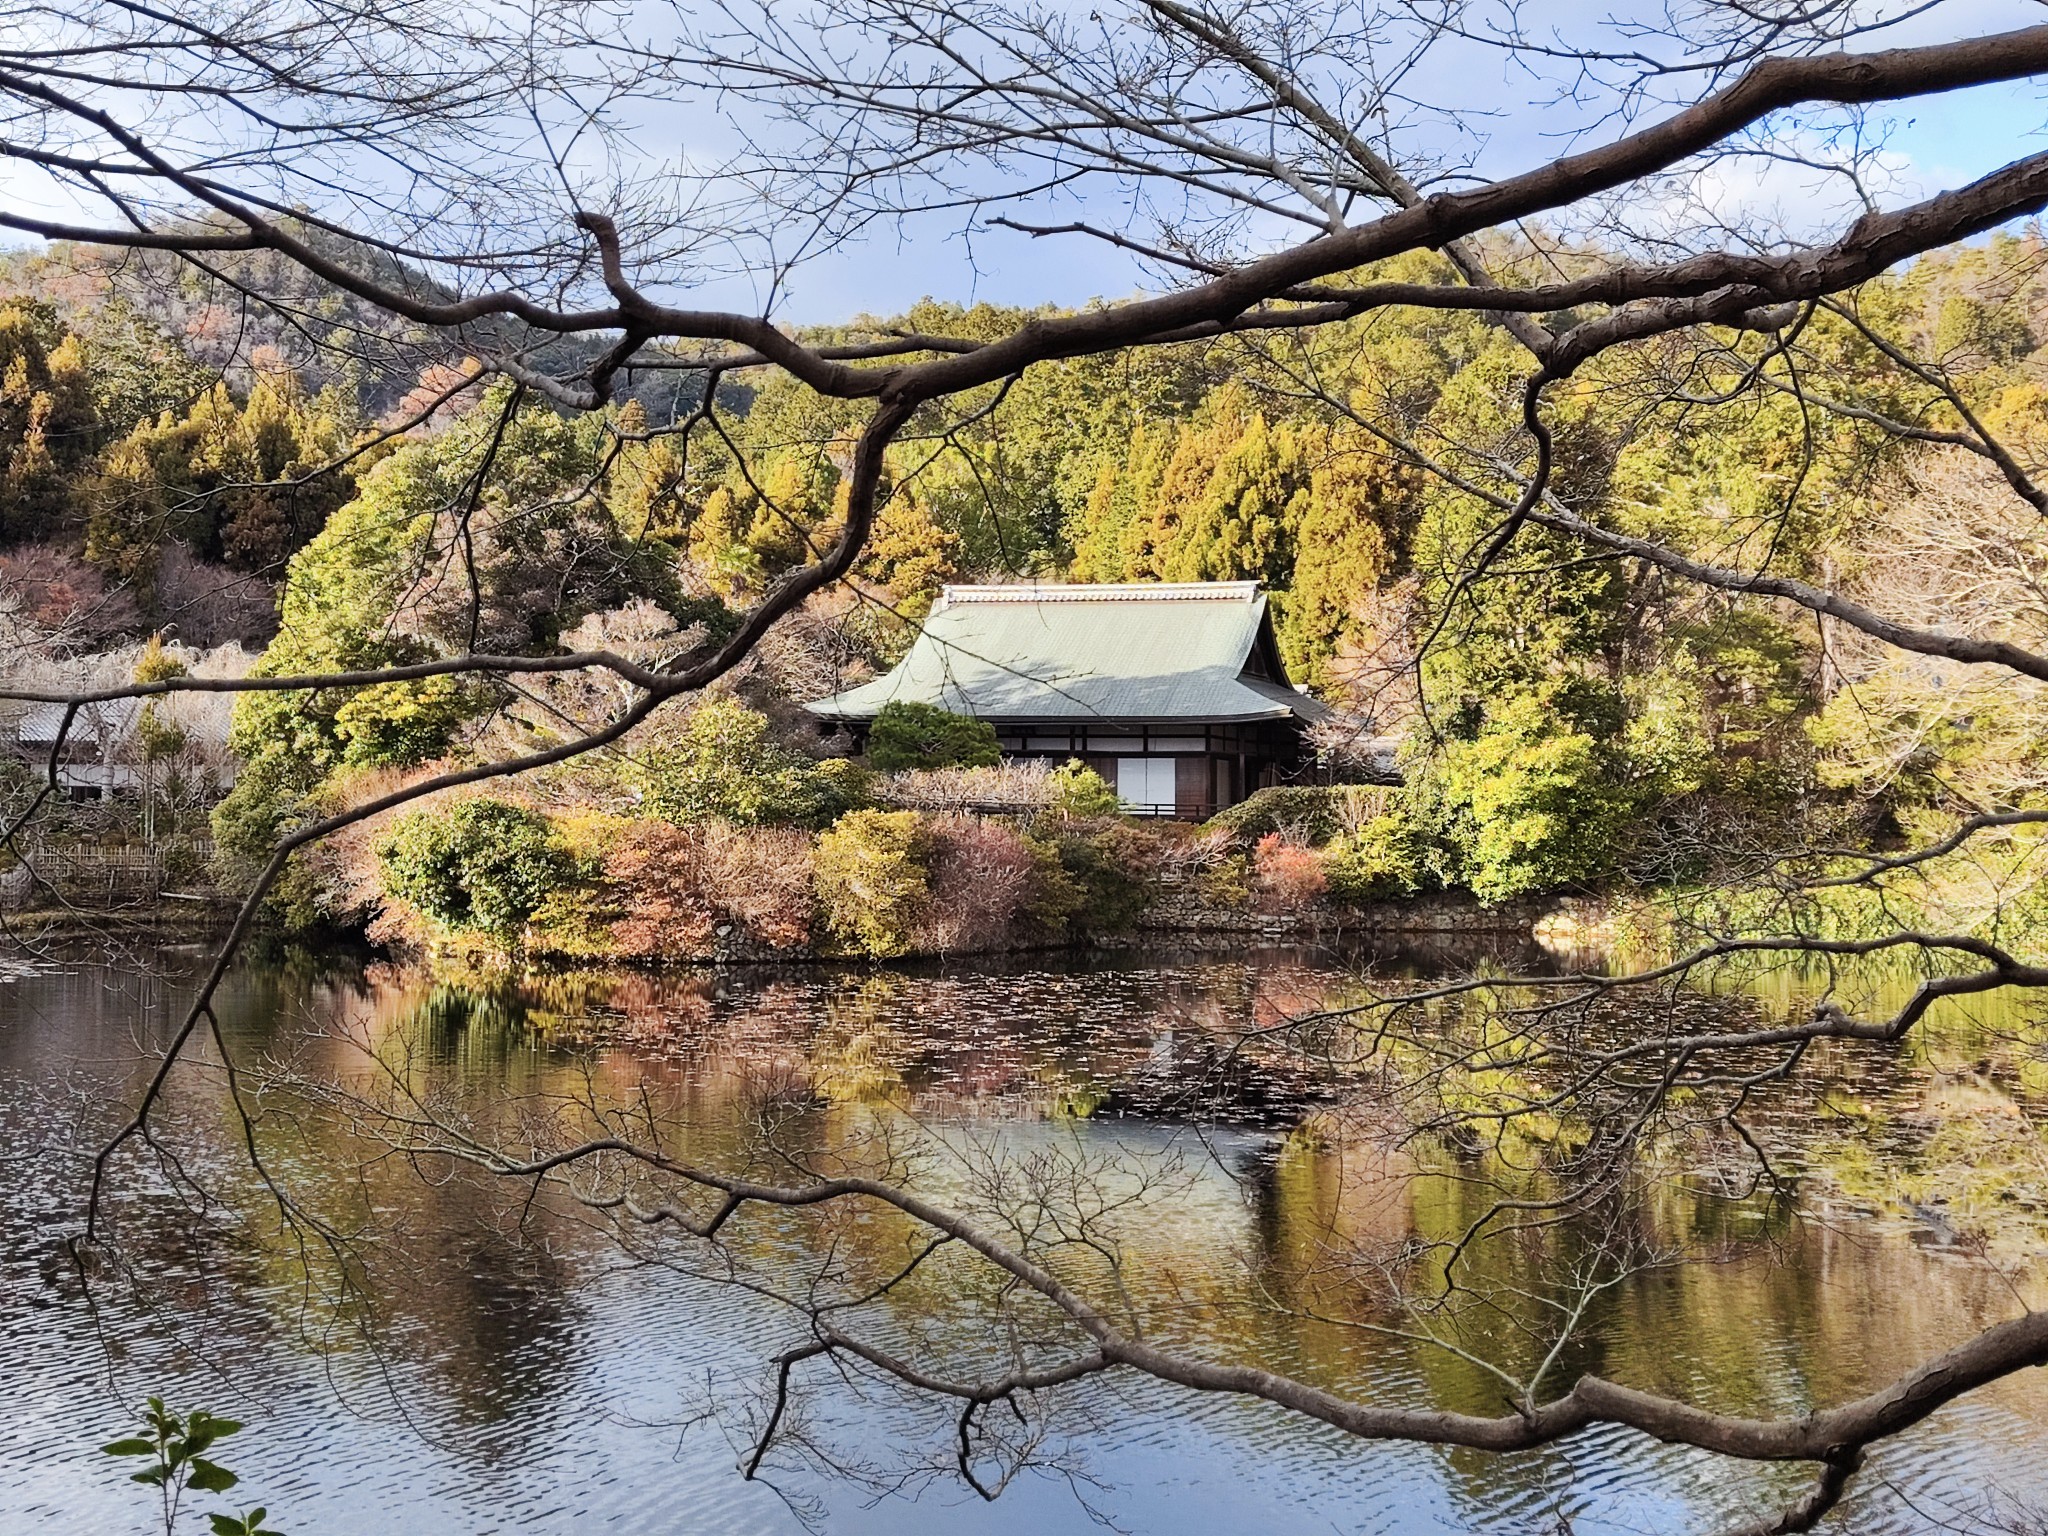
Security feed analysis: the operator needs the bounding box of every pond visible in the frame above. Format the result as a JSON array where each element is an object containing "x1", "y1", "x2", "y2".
[{"x1": 2, "y1": 940, "x2": 2046, "y2": 1535}]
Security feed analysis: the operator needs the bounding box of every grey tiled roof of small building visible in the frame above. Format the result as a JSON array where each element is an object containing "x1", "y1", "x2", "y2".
[
  {"x1": 16, "y1": 697, "x2": 146, "y2": 746},
  {"x1": 807, "y1": 582, "x2": 1334, "y2": 725}
]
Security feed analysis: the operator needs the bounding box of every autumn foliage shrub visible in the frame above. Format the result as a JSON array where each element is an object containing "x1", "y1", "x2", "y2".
[
  {"x1": 603, "y1": 819, "x2": 816, "y2": 960},
  {"x1": 813, "y1": 809, "x2": 930, "y2": 958},
  {"x1": 916, "y1": 814, "x2": 1039, "y2": 953},
  {"x1": 1252, "y1": 832, "x2": 1327, "y2": 911},
  {"x1": 297, "y1": 760, "x2": 466, "y2": 931},
  {"x1": 0, "y1": 545, "x2": 140, "y2": 647},
  {"x1": 700, "y1": 822, "x2": 815, "y2": 949},
  {"x1": 604, "y1": 822, "x2": 717, "y2": 960}
]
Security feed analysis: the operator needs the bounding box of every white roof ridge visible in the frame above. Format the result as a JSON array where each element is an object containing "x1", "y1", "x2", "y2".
[{"x1": 938, "y1": 581, "x2": 1259, "y2": 605}]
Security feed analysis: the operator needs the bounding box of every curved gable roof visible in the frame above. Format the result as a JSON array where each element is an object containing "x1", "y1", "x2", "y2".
[{"x1": 807, "y1": 582, "x2": 1332, "y2": 725}]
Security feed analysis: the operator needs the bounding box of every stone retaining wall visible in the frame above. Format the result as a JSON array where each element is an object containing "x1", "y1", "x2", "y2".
[{"x1": 1136, "y1": 889, "x2": 1547, "y2": 938}]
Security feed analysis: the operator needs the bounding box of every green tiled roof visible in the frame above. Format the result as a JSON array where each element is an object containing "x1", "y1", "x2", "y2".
[{"x1": 807, "y1": 582, "x2": 1333, "y2": 725}]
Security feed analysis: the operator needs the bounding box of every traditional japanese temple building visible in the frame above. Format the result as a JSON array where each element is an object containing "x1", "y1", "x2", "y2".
[{"x1": 807, "y1": 581, "x2": 1332, "y2": 817}]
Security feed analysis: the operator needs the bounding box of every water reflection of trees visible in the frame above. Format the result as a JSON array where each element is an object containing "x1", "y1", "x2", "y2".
[
  {"x1": 22, "y1": 945, "x2": 2048, "y2": 1533},
  {"x1": 228, "y1": 957, "x2": 2048, "y2": 1527}
]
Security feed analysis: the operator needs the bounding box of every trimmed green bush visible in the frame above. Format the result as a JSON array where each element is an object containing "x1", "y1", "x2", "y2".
[
  {"x1": 867, "y1": 701, "x2": 1000, "y2": 773},
  {"x1": 638, "y1": 697, "x2": 868, "y2": 828},
  {"x1": 808, "y1": 757, "x2": 873, "y2": 824},
  {"x1": 209, "y1": 761, "x2": 305, "y2": 889},
  {"x1": 1046, "y1": 758, "x2": 1120, "y2": 818},
  {"x1": 379, "y1": 798, "x2": 571, "y2": 938},
  {"x1": 1054, "y1": 828, "x2": 1154, "y2": 933},
  {"x1": 1194, "y1": 851, "x2": 1253, "y2": 908},
  {"x1": 1203, "y1": 785, "x2": 1343, "y2": 845},
  {"x1": 1020, "y1": 834, "x2": 1087, "y2": 938},
  {"x1": 1323, "y1": 802, "x2": 1439, "y2": 903},
  {"x1": 813, "y1": 809, "x2": 930, "y2": 957}
]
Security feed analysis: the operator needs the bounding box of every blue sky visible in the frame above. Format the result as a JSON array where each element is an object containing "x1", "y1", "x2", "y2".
[
  {"x1": 5, "y1": 0, "x2": 2047, "y2": 325},
  {"x1": 715, "y1": 2, "x2": 2048, "y2": 323},
  {"x1": 754, "y1": 92, "x2": 2048, "y2": 324}
]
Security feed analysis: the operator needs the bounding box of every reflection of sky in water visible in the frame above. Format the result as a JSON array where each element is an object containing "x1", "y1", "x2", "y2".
[{"x1": 0, "y1": 948, "x2": 2044, "y2": 1535}]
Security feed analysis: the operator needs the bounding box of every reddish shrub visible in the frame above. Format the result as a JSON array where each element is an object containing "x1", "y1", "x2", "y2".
[
  {"x1": 388, "y1": 359, "x2": 486, "y2": 429},
  {"x1": 917, "y1": 814, "x2": 1038, "y2": 953},
  {"x1": 155, "y1": 541, "x2": 278, "y2": 646},
  {"x1": 606, "y1": 822, "x2": 717, "y2": 960},
  {"x1": 302, "y1": 758, "x2": 479, "y2": 930},
  {"x1": 1253, "y1": 832, "x2": 1328, "y2": 912},
  {"x1": 699, "y1": 821, "x2": 815, "y2": 949},
  {"x1": 606, "y1": 819, "x2": 816, "y2": 959},
  {"x1": 0, "y1": 545, "x2": 141, "y2": 647}
]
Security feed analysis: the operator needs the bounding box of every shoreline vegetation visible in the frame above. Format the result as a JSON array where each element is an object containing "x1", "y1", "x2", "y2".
[
  {"x1": 1, "y1": 773, "x2": 1552, "y2": 963},
  {"x1": 5, "y1": 717, "x2": 2027, "y2": 975}
]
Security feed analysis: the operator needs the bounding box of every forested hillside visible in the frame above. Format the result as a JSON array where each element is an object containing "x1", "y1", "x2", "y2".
[
  {"x1": 573, "y1": 234, "x2": 2048, "y2": 907},
  {"x1": 7, "y1": 230, "x2": 2048, "y2": 914}
]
